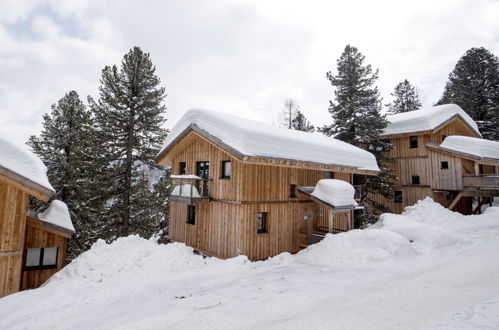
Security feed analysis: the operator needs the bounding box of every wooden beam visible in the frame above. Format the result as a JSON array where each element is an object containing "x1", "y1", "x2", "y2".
[
  {"x1": 0, "y1": 171, "x2": 52, "y2": 201},
  {"x1": 448, "y1": 192, "x2": 463, "y2": 210}
]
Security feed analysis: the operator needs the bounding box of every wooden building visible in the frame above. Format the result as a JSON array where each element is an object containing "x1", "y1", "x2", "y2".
[
  {"x1": 156, "y1": 109, "x2": 379, "y2": 260},
  {"x1": 0, "y1": 138, "x2": 74, "y2": 298},
  {"x1": 373, "y1": 104, "x2": 499, "y2": 214}
]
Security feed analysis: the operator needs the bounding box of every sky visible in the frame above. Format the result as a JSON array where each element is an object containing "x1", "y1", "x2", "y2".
[{"x1": 0, "y1": 0, "x2": 498, "y2": 149}]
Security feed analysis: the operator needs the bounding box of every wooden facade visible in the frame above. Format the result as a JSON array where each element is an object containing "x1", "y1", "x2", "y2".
[
  {"x1": 158, "y1": 130, "x2": 367, "y2": 260},
  {"x1": 374, "y1": 116, "x2": 499, "y2": 214}
]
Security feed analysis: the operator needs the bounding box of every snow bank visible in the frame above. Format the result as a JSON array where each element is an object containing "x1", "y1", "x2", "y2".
[
  {"x1": 159, "y1": 109, "x2": 379, "y2": 171},
  {"x1": 38, "y1": 200, "x2": 75, "y2": 232},
  {"x1": 0, "y1": 135, "x2": 54, "y2": 192},
  {"x1": 382, "y1": 104, "x2": 480, "y2": 137},
  {"x1": 311, "y1": 179, "x2": 357, "y2": 207},
  {"x1": 440, "y1": 135, "x2": 499, "y2": 160}
]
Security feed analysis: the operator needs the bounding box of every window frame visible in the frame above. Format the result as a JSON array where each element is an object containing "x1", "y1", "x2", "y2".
[
  {"x1": 441, "y1": 161, "x2": 449, "y2": 169},
  {"x1": 186, "y1": 205, "x2": 196, "y2": 225},
  {"x1": 411, "y1": 175, "x2": 420, "y2": 185},
  {"x1": 257, "y1": 212, "x2": 268, "y2": 234},
  {"x1": 178, "y1": 162, "x2": 186, "y2": 175},
  {"x1": 196, "y1": 161, "x2": 210, "y2": 179},
  {"x1": 409, "y1": 136, "x2": 418, "y2": 148},
  {"x1": 221, "y1": 160, "x2": 231, "y2": 179},
  {"x1": 394, "y1": 191, "x2": 403, "y2": 203},
  {"x1": 24, "y1": 247, "x2": 58, "y2": 270}
]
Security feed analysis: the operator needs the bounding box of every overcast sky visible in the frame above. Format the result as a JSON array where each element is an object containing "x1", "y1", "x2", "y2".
[{"x1": 1, "y1": 0, "x2": 498, "y2": 148}]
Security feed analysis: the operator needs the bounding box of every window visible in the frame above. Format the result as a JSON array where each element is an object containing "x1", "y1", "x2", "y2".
[
  {"x1": 380, "y1": 139, "x2": 392, "y2": 152},
  {"x1": 442, "y1": 135, "x2": 447, "y2": 142},
  {"x1": 394, "y1": 191, "x2": 403, "y2": 203},
  {"x1": 257, "y1": 212, "x2": 268, "y2": 234},
  {"x1": 441, "y1": 161, "x2": 449, "y2": 169},
  {"x1": 410, "y1": 136, "x2": 418, "y2": 148},
  {"x1": 411, "y1": 175, "x2": 420, "y2": 185},
  {"x1": 186, "y1": 205, "x2": 196, "y2": 225},
  {"x1": 326, "y1": 172, "x2": 334, "y2": 179},
  {"x1": 196, "y1": 161, "x2": 210, "y2": 179},
  {"x1": 25, "y1": 247, "x2": 58, "y2": 270},
  {"x1": 179, "y1": 162, "x2": 186, "y2": 175},
  {"x1": 290, "y1": 184, "x2": 297, "y2": 198},
  {"x1": 221, "y1": 160, "x2": 231, "y2": 179}
]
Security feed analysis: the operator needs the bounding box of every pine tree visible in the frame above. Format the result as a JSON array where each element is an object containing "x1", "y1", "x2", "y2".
[
  {"x1": 291, "y1": 111, "x2": 315, "y2": 132},
  {"x1": 320, "y1": 45, "x2": 395, "y2": 220},
  {"x1": 28, "y1": 91, "x2": 102, "y2": 259},
  {"x1": 387, "y1": 79, "x2": 422, "y2": 114},
  {"x1": 437, "y1": 47, "x2": 499, "y2": 140},
  {"x1": 89, "y1": 46, "x2": 168, "y2": 239}
]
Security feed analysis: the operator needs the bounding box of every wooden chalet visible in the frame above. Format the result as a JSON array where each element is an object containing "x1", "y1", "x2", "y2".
[
  {"x1": 374, "y1": 104, "x2": 499, "y2": 214},
  {"x1": 156, "y1": 109, "x2": 379, "y2": 260},
  {"x1": 0, "y1": 138, "x2": 74, "y2": 298}
]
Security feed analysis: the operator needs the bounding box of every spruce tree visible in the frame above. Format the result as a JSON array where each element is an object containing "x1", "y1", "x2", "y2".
[
  {"x1": 320, "y1": 45, "x2": 395, "y2": 219},
  {"x1": 387, "y1": 79, "x2": 422, "y2": 114},
  {"x1": 89, "y1": 46, "x2": 168, "y2": 239},
  {"x1": 28, "y1": 91, "x2": 102, "y2": 259},
  {"x1": 291, "y1": 111, "x2": 315, "y2": 132},
  {"x1": 437, "y1": 47, "x2": 499, "y2": 140}
]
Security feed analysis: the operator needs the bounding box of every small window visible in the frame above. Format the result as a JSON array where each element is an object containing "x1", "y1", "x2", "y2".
[
  {"x1": 221, "y1": 160, "x2": 231, "y2": 179},
  {"x1": 25, "y1": 247, "x2": 58, "y2": 270},
  {"x1": 290, "y1": 184, "x2": 297, "y2": 198},
  {"x1": 441, "y1": 161, "x2": 449, "y2": 169},
  {"x1": 411, "y1": 175, "x2": 420, "y2": 185},
  {"x1": 179, "y1": 162, "x2": 186, "y2": 175},
  {"x1": 410, "y1": 136, "x2": 418, "y2": 148},
  {"x1": 257, "y1": 212, "x2": 268, "y2": 234},
  {"x1": 187, "y1": 205, "x2": 196, "y2": 225},
  {"x1": 381, "y1": 139, "x2": 391, "y2": 144},
  {"x1": 441, "y1": 135, "x2": 447, "y2": 142},
  {"x1": 196, "y1": 161, "x2": 210, "y2": 179},
  {"x1": 394, "y1": 191, "x2": 403, "y2": 203},
  {"x1": 326, "y1": 172, "x2": 334, "y2": 179}
]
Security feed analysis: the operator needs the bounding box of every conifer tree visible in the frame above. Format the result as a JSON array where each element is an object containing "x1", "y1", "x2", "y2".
[
  {"x1": 28, "y1": 91, "x2": 102, "y2": 259},
  {"x1": 291, "y1": 111, "x2": 315, "y2": 132},
  {"x1": 279, "y1": 98, "x2": 299, "y2": 129},
  {"x1": 89, "y1": 46, "x2": 169, "y2": 239},
  {"x1": 320, "y1": 45, "x2": 395, "y2": 219},
  {"x1": 387, "y1": 79, "x2": 422, "y2": 114},
  {"x1": 437, "y1": 47, "x2": 499, "y2": 140}
]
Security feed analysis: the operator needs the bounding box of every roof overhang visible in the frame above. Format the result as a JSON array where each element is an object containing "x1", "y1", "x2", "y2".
[
  {"x1": 297, "y1": 186, "x2": 358, "y2": 211},
  {"x1": 26, "y1": 216, "x2": 74, "y2": 238},
  {"x1": 0, "y1": 166, "x2": 54, "y2": 201},
  {"x1": 426, "y1": 142, "x2": 499, "y2": 165}
]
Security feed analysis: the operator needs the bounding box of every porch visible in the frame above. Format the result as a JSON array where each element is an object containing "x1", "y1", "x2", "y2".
[{"x1": 170, "y1": 175, "x2": 210, "y2": 203}]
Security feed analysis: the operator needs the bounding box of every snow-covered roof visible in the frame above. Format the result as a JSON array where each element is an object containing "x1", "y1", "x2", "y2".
[
  {"x1": 382, "y1": 104, "x2": 481, "y2": 137},
  {"x1": 158, "y1": 109, "x2": 379, "y2": 172},
  {"x1": 311, "y1": 179, "x2": 358, "y2": 209},
  {"x1": 438, "y1": 136, "x2": 499, "y2": 161},
  {"x1": 0, "y1": 135, "x2": 54, "y2": 196},
  {"x1": 170, "y1": 175, "x2": 203, "y2": 180},
  {"x1": 38, "y1": 200, "x2": 75, "y2": 233}
]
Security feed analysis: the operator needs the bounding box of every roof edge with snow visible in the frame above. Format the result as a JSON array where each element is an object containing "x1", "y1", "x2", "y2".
[{"x1": 0, "y1": 165, "x2": 54, "y2": 201}]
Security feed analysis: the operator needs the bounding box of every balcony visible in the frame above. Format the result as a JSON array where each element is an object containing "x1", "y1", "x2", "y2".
[
  {"x1": 463, "y1": 175, "x2": 499, "y2": 190},
  {"x1": 170, "y1": 175, "x2": 209, "y2": 203}
]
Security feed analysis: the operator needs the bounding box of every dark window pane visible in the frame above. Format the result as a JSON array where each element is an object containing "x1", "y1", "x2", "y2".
[
  {"x1": 196, "y1": 161, "x2": 210, "y2": 179},
  {"x1": 187, "y1": 205, "x2": 196, "y2": 224},
  {"x1": 257, "y1": 212, "x2": 267, "y2": 234},
  {"x1": 221, "y1": 160, "x2": 231, "y2": 179},
  {"x1": 290, "y1": 184, "x2": 296, "y2": 198},
  {"x1": 394, "y1": 191, "x2": 403, "y2": 203},
  {"x1": 179, "y1": 162, "x2": 186, "y2": 175},
  {"x1": 441, "y1": 161, "x2": 449, "y2": 169},
  {"x1": 410, "y1": 136, "x2": 418, "y2": 148},
  {"x1": 412, "y1": 176, "x2": 420, "y2": 185}
]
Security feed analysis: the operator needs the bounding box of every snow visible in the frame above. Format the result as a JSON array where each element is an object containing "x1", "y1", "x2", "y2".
[
  {"x1": 159, "y1": 109, "x2": 379, "y2": 172},
  {"x1": 38, "y1": 200, "x2": 75, "y2": 233},
  {"x1": 170, "y1": 174, "x2": 203, "y2": 180},
  {"x1": 2, "y1": 198, "x2": 499, "y2": 329},
  {"x1": 311, "y1": 179, "x2": 358, "y2": 208},
  {"x1": 382, "y1": 104, "x2": 481, "y2": 137},
  {"x1": 0, "y1": 135, "x2": 54, "y2": 192},
  {"x1": 440, "y1": 135, "x2": 499, "y2": 161},
  {"x1": 171, "y1": 184, "x2": 201, "y2": 198}
]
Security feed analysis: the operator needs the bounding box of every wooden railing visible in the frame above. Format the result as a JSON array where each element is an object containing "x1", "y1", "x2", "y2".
[
  {"x1": 462, "y1": 175, "x2": 499, "y2": 188},
  {"x1": 170, "y1": 176, "x2": 209, "y2": 203}
]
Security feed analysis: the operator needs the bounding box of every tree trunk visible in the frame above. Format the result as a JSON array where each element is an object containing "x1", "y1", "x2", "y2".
[{"x1": 122, "y1": 108, "x2": 135, "y2": 236}]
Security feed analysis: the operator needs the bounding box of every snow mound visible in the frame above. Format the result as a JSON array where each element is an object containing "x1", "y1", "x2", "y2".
[
  {"x1": 441, "y1": 135, "x2": 499, "y2": 161},
  {"x1": 311, "y1": 179, "x2": 357, "y2": 207},
  {"x1": 158, "y1": 108, "x2": 379, "y2": 171},
  {"x1": 382, "y1": 104, "x2": 480, "y2": 137},
  {"x1": 0, "y1": 135, "x2": 54, "y2": 192},
  {"x1": 38, "y1": 200, "x2": 75, "y2": 232}
]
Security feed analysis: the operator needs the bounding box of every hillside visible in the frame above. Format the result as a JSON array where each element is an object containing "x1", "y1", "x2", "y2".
[{"x1": 1, "y1": 198, "x2": 498, "y2": 329}]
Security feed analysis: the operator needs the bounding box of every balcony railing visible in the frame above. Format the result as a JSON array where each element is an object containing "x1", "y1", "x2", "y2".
[
  {"x1": 463, "y1": 175, "x2": 499, "y2": 189},
  {"x1": 170, "y1": 175, "x2": 209, "y2": 203}
]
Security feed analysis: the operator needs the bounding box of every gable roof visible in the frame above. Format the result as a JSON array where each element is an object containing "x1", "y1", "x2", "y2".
[
  {"x1": 157, "y1": 109, "x2": 380, "y2": 172},
  {"x1": 0, "y1": 135, "x2": 54, "y2": 200},
  {"x1": 381, "y1": 104, "x2": 481, "y2": 137},
  {"x1": 434, "y1": 136, "x2": 499, "y2": 162}
]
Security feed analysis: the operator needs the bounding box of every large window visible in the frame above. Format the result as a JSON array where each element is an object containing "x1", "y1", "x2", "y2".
[
  {"x1": 179, "y1": 162, "x2": 186, "y2": 175},
  {"x1": 187, "y1": 205, "x2": 196, "y2": 225},
  {"x1": 25, "y1": 247, "x2": 58, "y2": 270},
  {"x1": 221, "y1": 160, "x2": 231, "y2": 179},
  {"x1": 410, "y1": 136, "x2": 418, "y2": 148},
  {"x1": 196, "y1": 161, "x2": 210, "y2": 179},
  {"x1": 257, "y1": 212, "x2": 268, "y2": 234},
  {"x1": 394, "y1": 191, "x2": 403, "y2": 203}
]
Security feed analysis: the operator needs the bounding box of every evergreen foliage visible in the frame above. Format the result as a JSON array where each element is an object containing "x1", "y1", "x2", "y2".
[
  {"x1": 27, "y1": 91, "x2": 102, "y2": 259},
  {"x1": 88, "y1": 46, "x2": 169, "y2": 239},
  {"x1": 291, "y1": 111, "x2": 315, "y2": 132},
  {"x1": 320, "y1": 45, "x2": 395, "y2": 220},
  {"x1": 437, "y1": 47, "x2": 499, "y2": 140},
  {"x1": 387, "y1": 79, "x2": 422, "y2": 114}
]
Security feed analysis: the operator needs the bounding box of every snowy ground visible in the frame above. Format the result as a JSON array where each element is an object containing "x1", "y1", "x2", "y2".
[{"x1": 1, "y1": 198, "x2": 499, "y2": 330}]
